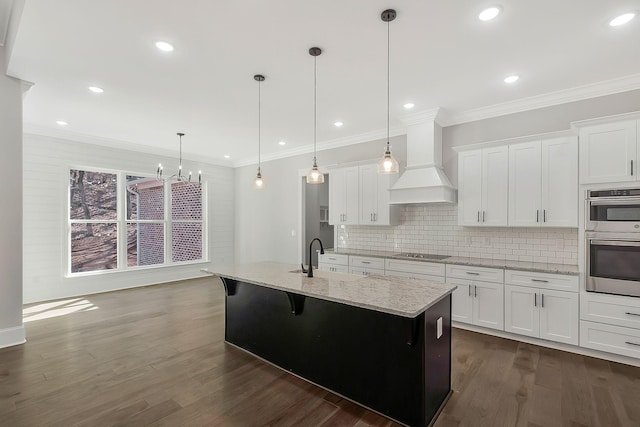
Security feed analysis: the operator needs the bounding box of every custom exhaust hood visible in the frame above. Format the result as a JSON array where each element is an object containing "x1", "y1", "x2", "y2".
[{"x1": 389, "y1": 108, "x2": 457, "y2": 204}]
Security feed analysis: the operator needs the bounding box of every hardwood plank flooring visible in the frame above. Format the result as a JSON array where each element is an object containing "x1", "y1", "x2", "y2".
[{"x1": 1, "y1": 278, "x2": 639, "y2": 426}]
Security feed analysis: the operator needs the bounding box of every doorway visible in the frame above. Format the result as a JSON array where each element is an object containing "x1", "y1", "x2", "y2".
[{"x1": 302, "y1": 174, "x2": 334, "y2": 267}]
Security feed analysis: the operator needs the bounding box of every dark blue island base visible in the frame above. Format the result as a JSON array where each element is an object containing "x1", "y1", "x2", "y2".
[{"x1": 221, "y1": 278, "x2": 452, "y2": 427}]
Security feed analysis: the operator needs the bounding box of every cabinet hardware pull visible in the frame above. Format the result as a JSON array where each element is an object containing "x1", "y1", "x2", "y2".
[
  {"x1": 531, "y1": 279, "x2": 549, "y2": 283},
  {"x1": 626, "y1": 341, "x2": 640, "y2": 347},
  {"x1": 543, "y1": 210, "x2": 547, "y2": 222},
  {"x1": 625, "y1": 312, "x2": 640, "y2": 317},
  {"x1": 328, "y1": 257, "x2": 336, "y2": 260},
  {"x1": 477, "y1": 211, "x2": 480, "y2": 223},
  {"x1": 374, "y1": 213, "x2": 377, "y2": 221},
  {"x1": 534, "y1": 293, "x2": 537, "y2": 307},
  {"x1": 541, "y1": 293, "x2": 544, "y2": 308},
  {"x1": 361, "y1": 261, "x2": 371, "y2": 264},
  {"x1": 632, "y1": 160, "x2": 635, "y2": 176},
  {"x1": 466, "y1": 272, "x2": 480, "y2": 275},
  {"x1": 483, "y1": 211, "x2": 486, "y2": 222},
  {"x1": 474, "y1": 285, "x2": 477, "y2": 297},
  {"x1": 468, "y1": 286, "x2": 471, "y2": 297},
  {"x1": 536, "y1": 210, "x2": 539, "y2": 223}
]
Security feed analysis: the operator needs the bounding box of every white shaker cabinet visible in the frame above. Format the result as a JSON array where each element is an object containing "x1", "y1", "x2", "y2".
[
  {"x1": 579, "y1": 120, "x2": 638, "y2": 184},
  {"x1": 458, "y1": 146, "x2": 508, "y2": 226},
  {"x1": 508, "y1": 137, "x2": 578, "y2": 227},
  {"x1": 329, "y1": 166, "x2": 359, "y2": 225},
  {"x1": 358, "y1": 164, "x2": 400, "y2": 226}
]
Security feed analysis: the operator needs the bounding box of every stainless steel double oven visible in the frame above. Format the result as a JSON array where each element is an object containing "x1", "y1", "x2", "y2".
[{"x1": 586, "y1": 188, "x2": 640, "y2": 297}]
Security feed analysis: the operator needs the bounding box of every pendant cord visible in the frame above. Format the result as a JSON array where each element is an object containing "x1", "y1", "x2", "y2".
[
  {"x1": 179, "y1": 134, "x2": 183, "y2": 172},
  {"x1": 313, "y1": 54, "x2": 318, "y2": 166},
  {"x1": 386, "y1": 18, "x2": 390, "y2": 150},
  {"x1": 258, "y1": 79, "x2": 261, "y2": 171}
]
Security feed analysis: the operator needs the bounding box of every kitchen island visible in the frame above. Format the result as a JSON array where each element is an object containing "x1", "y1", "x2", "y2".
[{"x1": 204, "y1": 262, "x2": 456, "y2": 427}]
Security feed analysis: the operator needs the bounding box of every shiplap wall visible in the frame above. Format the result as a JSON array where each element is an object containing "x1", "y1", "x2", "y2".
[{"x1": 23, "y1": 134, "x2": 235, "y2": 303}]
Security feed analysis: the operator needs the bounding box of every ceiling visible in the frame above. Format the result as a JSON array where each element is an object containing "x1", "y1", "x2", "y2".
[{"x1": 6, "y1": 0, "x2": 640, "y2": 166}]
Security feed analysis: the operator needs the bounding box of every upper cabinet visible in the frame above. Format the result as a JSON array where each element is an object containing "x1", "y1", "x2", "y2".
[
  {"x1": 579, "y1": 120, "x2": 638, "y2": 184},
  {"x1": 509, "y1": 137, "x2": 578, "y2": 227},
  {"x1": 458, "y1": 146, "x2": 508, "y2": 226},
  {"x1": 329, "y1": 163, "x2": 400, "y2": 226}
]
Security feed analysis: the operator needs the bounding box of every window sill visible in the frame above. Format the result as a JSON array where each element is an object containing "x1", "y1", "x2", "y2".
[{"x1": 65, "y1": 259, "x2": 211, "y2": 278}]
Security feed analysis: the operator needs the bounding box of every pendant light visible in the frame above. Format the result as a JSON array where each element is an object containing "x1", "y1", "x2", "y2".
[
  {"x1": 306, "y1": 47, "x2": 325, "y2": 184},
  {"x1": 254, "y1": 74, "x2": 265, "y2": 189},
  {"x1": 156, "y1": 133, "x2": 201, "y2": 183},
  {"x1": 377, "y1": 9, "x2": 400, "y2": 175}
]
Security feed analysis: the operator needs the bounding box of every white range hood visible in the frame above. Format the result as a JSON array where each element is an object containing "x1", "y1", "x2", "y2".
[{"x1": 389, "y1": 108, "x2": 457, "y2": 204}]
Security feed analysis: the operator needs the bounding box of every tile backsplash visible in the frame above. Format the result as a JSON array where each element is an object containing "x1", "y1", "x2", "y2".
[{"x1": 336, "y1": 205, "x2": 578, "y2": 265}]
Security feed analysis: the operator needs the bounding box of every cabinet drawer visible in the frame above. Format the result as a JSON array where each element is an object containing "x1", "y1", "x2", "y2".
[
  {"x1": 349, "y1": 267, "x2": 384, "y2": 277},
  {"x1": 385, "y1": 259, "x2": 446, "y2": 276},
  {"x1": 505, "y1": 270, "x2": 578, "y2": 293},
  {"x1": 349, "y1": 256, "x2": 385, "y2": 270},
  {"x1": 319, "y1": 263, "x2": 349, "y2": 274},
  {"x1": 446, "y1": 264, "x2": 504, "y2": 283},
  {"x1": 318, "y1": 253, "x2": 349, "y2": 266},
  {"x1": 580, "y1": 320, "x2": 640, "y2": 359},
  {"x1": 385, "y1": 270, "x2": 445, "y2": 283},
  {"x1": 581, "y1": 293, "x2": 640, "y2": 330}
]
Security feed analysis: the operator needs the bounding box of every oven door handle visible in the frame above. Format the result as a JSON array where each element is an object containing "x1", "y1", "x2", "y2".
[
  {"x1": 590, "y1": 240, "x2": 640, "y2": 247},
  {"x1": 589, "y1": 198, "x2": 640, "y2": 206}
]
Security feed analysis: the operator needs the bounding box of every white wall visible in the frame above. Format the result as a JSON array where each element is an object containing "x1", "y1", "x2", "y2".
[
  {"x1": 22, "y1": 134, "x2": 235, "y2": 303},
  {"x1": 0, "y1": 45, "x2": 25, "y2": 348},
  {"x1": 234, "y1": 136, "x2": 406, "y2": 264}
]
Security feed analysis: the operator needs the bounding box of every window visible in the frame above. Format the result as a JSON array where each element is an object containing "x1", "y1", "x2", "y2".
[{"x1": 69, "y1": 169, "x2": 206, "y2": 275}]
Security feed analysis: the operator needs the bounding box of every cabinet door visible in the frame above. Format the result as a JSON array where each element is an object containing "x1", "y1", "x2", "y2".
[
  {"x1": 329, "y1": 168, "x2": 346, "y2": 225},
  {"x1": 539, "y1": 289, "x2": 578, "y2": 345},
  {"x1": 508, "y1": 141, "x2": 542, "y2": 227},
  {"x1": 458, "y1": 150, "x2": 483, "y2": 226},
  {"x1": 504, "y1": 285, "x2": 539, "y2": 338},
  {"x1": 448, "y1": 278, "x2": 473, "y2": 324},
  {"x1": 359, "y1": 164, "x2": 378, "y2": 225},
  {"x1": 344, "y1": 167, "x2": 359, "y2": 225},
  {"x1": 579, "y1": 120, "x2": 637, "y2": 184},
  {"x1": 472, "y1": 281, "x2": 504, "y2": 330},
  {"x1": 482, "y1": 146, "x2": 509, "y2": 226},
  {"x1": 542, "y1": 137, "x2": 578, "y2": 227}
]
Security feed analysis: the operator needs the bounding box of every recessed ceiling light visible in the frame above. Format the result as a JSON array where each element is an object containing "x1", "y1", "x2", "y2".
[
  {"x1": 403, "y1": 103, "x2": 415, "y2": 110},
  {"x1": 478, "y1": 6, "x2": 501, "y2": 21},
  {"x1": 278, "y1": 141, "x2": 286, "y2": 146},
  {"x1": 155, "y1": 41, "x2": 175, "y2": 52},
  {"x1": 609, "y1": 12, "x2": 636, "y2": 27},
  {"x1": 334, "y1": 121, "x2": 344, "y2": 127},
  {"x1": 224, "y1": 155, "x2": 230, "y2": 159},
  {"x1": 504, "y1": 75, "x2": 519, "y2": 84},
  {"x1": 88, "y1": 86, "x2": 104, "y2": 93},
  {"x1": 56, "y1": 120, "x2": 68, "y2": 126}
]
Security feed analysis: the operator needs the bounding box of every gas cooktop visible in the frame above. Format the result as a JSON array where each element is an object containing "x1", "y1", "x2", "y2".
[{"x1": 393, "y1": 253, "x2": 450, "y2": 261}]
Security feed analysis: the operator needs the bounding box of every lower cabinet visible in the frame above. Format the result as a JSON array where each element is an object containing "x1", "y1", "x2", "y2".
[
  {"x1": 384, "y1": 259, "x2": 446, "y2": 282},
  {"x1": 448, "y1": 278, "x2": 504, "y2": 331},
  {"x1": 318, "y1": 253, "x2": 349, "y2": 273},
  {"x1": 504, "y1": 285, "x2": 578, "y2": 345},
  {"x1": 349, "y1": 256, "x2": 385, "y2": 277},
  {"x1": 504, "y1": 270, "x2": 579, "y2": 345}
]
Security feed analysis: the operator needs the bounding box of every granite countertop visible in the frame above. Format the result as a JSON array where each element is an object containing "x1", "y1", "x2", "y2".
[
  {"x1": 324, "y1": 249, "x2": 579, "y2": 276},
  {"x1": 203, "y1": 262, "x2": 456, "y2": 318}
]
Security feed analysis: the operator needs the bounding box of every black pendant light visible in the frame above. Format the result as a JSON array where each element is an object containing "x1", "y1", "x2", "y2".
[
  {"x1": 254, "y1": 74, "x2": 265, "y2": 189},
  {"x1": 306, "y1": 47, "x2": 325, "y2": 184},
  {"x1": 377, "y1": 9, "x2": 400, "y2": 174}
]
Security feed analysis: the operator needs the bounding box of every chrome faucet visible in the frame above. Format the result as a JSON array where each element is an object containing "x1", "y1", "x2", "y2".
[{"x1": 305, "y1": 238, "x2": 324, "y2": 277}]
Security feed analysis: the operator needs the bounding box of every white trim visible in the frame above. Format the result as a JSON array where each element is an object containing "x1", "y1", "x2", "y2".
[
  {"x1": 454, "y1": 322, "x2": 640, "y2": 368},
  {"x1": 453, "y1": 129, "x2": 577, "y2": 152},
  {"x1": 571, "y1": 110, "x2": 640, "y2": 128},
  {"x1": 23, "y1": 128, "x2": 231, "y2": 167},
  {"x1": 233, "y1": 125, "x2": 405, "y2": 168},
  {"x1": 443, "y1": 73, "x2": 640, "y2": 127},
  {"x1": 0, "y1": 325, "x2": 25, "y2": 349}
]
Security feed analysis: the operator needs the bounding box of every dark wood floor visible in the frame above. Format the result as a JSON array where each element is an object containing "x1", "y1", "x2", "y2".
[{"x1": 1, "y1": 278, "x2": 639, "y2": 427}]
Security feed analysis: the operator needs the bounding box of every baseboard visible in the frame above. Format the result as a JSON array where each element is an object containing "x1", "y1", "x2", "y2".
[
  {"x1": 453, "y1": 322, "x2": 640, "y2": 368},
  {"x1": 0, "y1": 325, "x2": 25, "y2": 349}
]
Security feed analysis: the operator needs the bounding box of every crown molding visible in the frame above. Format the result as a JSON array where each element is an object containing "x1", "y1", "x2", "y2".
[
  {"x1": 233, "y1": 125, "x2": 405, "y2": 168},
  {"x1": 399, "y1": 107, "x2": 450, "y2": 126},
  {"x1": 444, "y1": 73, "x2": 640, "y2": 126},
  {"x1": 23, "y1": 125, "x2": 231, "y2": 167}
]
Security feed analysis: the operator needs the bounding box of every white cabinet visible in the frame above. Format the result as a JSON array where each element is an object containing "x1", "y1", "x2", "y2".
[
  {"x1": 384, "y1": 259, "x2": 445, "y2": 282},
  {"x1": 318, "y1": 253, "x2": 350, "y2": 273},
  {"x1": 330, "y1": 163, "x2": 399, "y2": 226},
  {"x1": 579, "y1": 120, "x2": 638, "y2": 184},
  {"x1": 458, "y1": 146, "x2": 508, "y2": 226},
  {"x1": 504, "y1": 270, "x2": 579, "y2": 345},
  {"x1": 349, "y1": 256, "x2": 384, "y2": 276},
  {"x1": 446, "y1": 265, "x2": 504, "y2": 331},
  {"x1": 508, "y1": 137, "x2": 578, "y2": 227},
  {"x1": 329, "y1": 166, "x2": 359, "y2": 225},
  {"x1": 358, "y1": 164, "x2": 400, "y2": 226}
]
